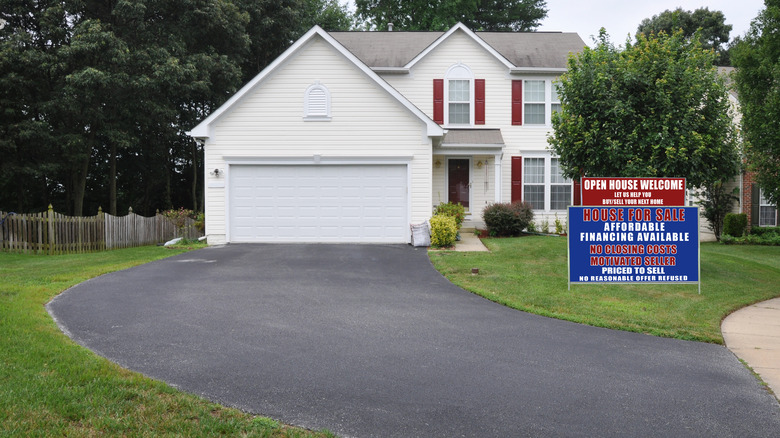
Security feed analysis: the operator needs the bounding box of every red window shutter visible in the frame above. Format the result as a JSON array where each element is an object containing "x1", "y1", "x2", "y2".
[
  {"x1": 433, "y1": 79, "x2": 444, "y2": 124},
  {"x1": 511, "y1": 156, "x2": 523, "y2": 203},
  {"x1": 475, "y1": 79, "x2": 485, "y2": 125},
  {"x1": 511, "y1": 80, "x2": 523, "y2": 125},
  {"x1": 573, "y1": 179, "x2": 581, "y2": 206}
]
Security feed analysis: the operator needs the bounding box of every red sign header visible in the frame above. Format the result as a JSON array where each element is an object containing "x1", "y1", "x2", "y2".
[{"x1": 581, "y1": 177, "x2": 686, "y2": 206}]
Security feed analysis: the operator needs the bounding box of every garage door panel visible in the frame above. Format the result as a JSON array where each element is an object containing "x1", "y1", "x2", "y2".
[{"x1": 229, "y1": 164, "x2": 408, "y2": 243}]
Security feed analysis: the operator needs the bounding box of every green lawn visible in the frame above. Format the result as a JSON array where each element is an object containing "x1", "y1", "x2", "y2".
[
  {"x1": 0, "y1": 247, "x2": 333, "y2": 437},
  {"x1": 430, "y1": 236, "x2": 780, "y2": 344}
]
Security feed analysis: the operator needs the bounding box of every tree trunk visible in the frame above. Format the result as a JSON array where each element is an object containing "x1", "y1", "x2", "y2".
[
  {"x1": 71, "y1": 131, "x2": 94, "y2": 216},
  {"x1": 71, "y1": 154, "x2": 90, "y2": 216},
  {"x1": 109, "y1": 142, "x2": 117, "y2": 215},
  {"x1": 165, "y1": 158, "x2": 172, "y2": 210}
]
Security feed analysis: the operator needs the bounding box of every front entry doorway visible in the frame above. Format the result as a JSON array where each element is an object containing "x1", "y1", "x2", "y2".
[{"x1": 447, "y1": 158, "x2": 470, "y2": 211}]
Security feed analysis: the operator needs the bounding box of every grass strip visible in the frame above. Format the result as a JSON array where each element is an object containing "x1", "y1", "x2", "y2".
[
  {"x1": 0, "y1": 247, "x2": 333, "y2": 437},
  {"x1": 430, "y1": 236, "x2": 780, "y2": 344}
]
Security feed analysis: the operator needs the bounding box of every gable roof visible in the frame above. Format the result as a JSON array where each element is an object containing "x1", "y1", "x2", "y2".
[
  {"x1": 327, "y1": 31, "x2": 443, "y2": 68},
  {"x1": 329, "y1": 23, "x2": 585, "y2": 72},
  {"x1": 477, "y1": 32, "x2": 585, "y2": 69},
  {"x1": 188, "y1": 26, "x2": 445, "y2": 139}
]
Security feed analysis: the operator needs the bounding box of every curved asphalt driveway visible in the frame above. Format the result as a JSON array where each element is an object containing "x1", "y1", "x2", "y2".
[{"x1": 48, "y1": 244, "x2": 779, "y2": 437}]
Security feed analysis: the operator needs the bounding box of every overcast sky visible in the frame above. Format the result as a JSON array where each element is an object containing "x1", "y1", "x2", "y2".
[
  {"x1": 538, "y1": 0, "x2": 765, "y2": 45},
  {"x1": 344, "y1": 1, "x2": 766, "y2": 45}
]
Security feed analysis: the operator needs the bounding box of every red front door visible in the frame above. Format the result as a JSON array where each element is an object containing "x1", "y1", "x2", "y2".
[{"x1": 448, "y1": 159, "x2": 470, "y2": 210}]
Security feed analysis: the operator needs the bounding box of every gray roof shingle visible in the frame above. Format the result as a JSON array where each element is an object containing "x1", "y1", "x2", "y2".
[
  {"x1": 328, "y1": 29, "x2": 585, "y2": 69},
  {"x1": 329, "y1": 32, "x2": 444, "y2": 68},
  {"x1": 441, "y1": 129, "x2": 505, "y2": 146},
  {"x1": 477, "y1": 32, "x2": 585, "y2": 69}
]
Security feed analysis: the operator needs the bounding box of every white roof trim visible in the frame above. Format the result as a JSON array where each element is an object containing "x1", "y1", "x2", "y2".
[
  {"x1": 404, "y1": 22, "x2": 514, "y2": 70},
  {"x1": 510, "y1": 67, "x2": 568, "y2": 74},
  {"x1": 188, "y1": 26, "x2": 444, "y2": 139},
  {"x1": 371, "y1": 67, "x2": 410, "y2": 74},
  {"x1": 435, "y1": 147, "x2": 503, "y2": 156},
  {"x1": 440, "y1": 143, "x2": 505, "y2": 148}
]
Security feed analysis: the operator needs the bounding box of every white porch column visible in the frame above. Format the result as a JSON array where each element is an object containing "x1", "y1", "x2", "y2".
[{"x1": 494, "y1": 154, "x2": 502, "y2": 203}]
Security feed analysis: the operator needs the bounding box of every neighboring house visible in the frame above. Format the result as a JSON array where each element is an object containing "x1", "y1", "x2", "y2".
[
  {"x1": 744, "y1": 171, "x2": 778, "y2": 229},
  {"x1": 189, "y1": 23, "x2": 585, "y2": 244},
  {"x1": 721, "y1": 67, "x2": 780, "y2": 231},
  {"x1": 693, "y1": 67, "x2": 777, "y2": 240}
]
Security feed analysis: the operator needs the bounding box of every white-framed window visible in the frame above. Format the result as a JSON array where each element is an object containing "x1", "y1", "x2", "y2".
[
  {"x1": 523, "y1": 155, "x2": 572, "y2": 211},
  {"x1": 445, "y1": 64, "x2": 473, "y2": 126},
  {"x1": 551, "y1": 82, "x2": 562, "y2": 115},
  {"x1": 523, "y1": 157, "x2": 545, "y2": 209},
  {"x1": 523, "y1": 80, "x2": 545, "y2": 125},
  {"x1": 550, "y1": 158, "x2": 571, "y2": 210},
  {"x1": 522, "y1": 79, "x2": 561, "y2": 125},
  {"x1": 304, "y1": 82, "x2": 331, "y2": 121},
  {"x1": 759, "y1": 189, "x2": 777, "y2": 226}
]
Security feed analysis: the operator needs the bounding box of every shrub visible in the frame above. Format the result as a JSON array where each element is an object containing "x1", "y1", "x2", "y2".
[
  {"x1": 720, "y1": 231, "x2": 780, "y2": 246},
  {"x1": 722, "y1": 213, "x2": 747, "y2": 237},
  {"x1": 720, "y1": 234, "x2": 736, "y2": 245},
  {"x1": 429, "y1": 214, "x2": 458, "y2": 248},
  {"x1": 750, "y1": 226, "x2": 780, "y2": 236},
  {"x1": 162, "y1": 207, "x2": 195, "y2": 237},
  {"x1": 433, "y1": 202, "x2": 466, "y2": 229},
  {"x1": 554, "y1": 214, "x2": 565, "y2": 234},
  {"x1": 482, "y1": 201, "x2": 534, "y2": 237},
  {"x1": 194, "y1": 212, "x2": 205, "y2": 233},
  {"x1": 539, "y1": 218, "x2": 550, "y2": 234}
]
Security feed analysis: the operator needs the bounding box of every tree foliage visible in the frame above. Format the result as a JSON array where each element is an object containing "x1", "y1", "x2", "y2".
[
  {"x1": 636, "y1": 7, "x2": 733, "y2": 65},
  {"x1": 549, "y1": 30, "x2": 740, "y2": 192},
  {"x1": 732, "y1": 0, "x2": 780, "y2": 206},
  {"x1": 695, "y1": 181, "x2": 740, "y2": 241},
  {"x1": 354, "y1": 0, "x2": 547, "y2": 31},
  {"x1": 0, "y1": 0, "x2": 354, "y2": 216}
]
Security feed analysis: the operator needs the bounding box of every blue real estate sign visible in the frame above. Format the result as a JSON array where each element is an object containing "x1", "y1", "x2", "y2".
[{"x1": 568, "y1": 206, "x2": 699, "y2": 285}]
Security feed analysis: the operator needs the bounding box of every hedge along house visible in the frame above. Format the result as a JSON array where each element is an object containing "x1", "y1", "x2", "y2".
[{"x1": 188, "y1": 23, "x2": 586, "y2": 244}]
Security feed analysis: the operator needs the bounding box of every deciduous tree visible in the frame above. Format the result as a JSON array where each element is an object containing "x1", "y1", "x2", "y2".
[
  {"x1": 732, "y1": 0, "x2": 780, "y2": 206},
  {"x1": 636, "y1": 7, "x2": 733, "y2": 65},
  {"x1": 549, "y1": 30, "x2": 740, "y2": 192},
  {"x1": 354, "y1": 0, "x2": 546, "y2": 31},
  {"x1": 0, "y1": 0, "x2": 356, "y2": 216}
]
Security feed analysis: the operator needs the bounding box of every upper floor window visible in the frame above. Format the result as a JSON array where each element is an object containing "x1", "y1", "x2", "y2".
[
  {"x1": 518, "y1": 79, "x2": 561, "y2": 126},
  {"x1": 304, "y1": 82, "x2": 331, "y2": 121},
  {"x1": 445, "y1": 64, "x2": 474, "y2": 126},
  {"x1": 551, "y1": 82, "x2": 562, "y2": 115}
]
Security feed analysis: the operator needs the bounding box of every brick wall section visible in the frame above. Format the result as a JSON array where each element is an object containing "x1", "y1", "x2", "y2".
[{"x1": 743, "y1": 170, "x2": 757, "y2": 231}]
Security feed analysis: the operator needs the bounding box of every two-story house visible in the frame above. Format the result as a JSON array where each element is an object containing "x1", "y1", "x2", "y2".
[{"x1": 189, "y1": 23, "x2": 586, "y2": 244}]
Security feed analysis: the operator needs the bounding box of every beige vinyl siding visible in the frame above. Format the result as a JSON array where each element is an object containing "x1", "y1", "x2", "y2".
[
  {"x1": 432, "y1": 158, "x2": 446, "y2": 207},
  {"x1": 204, "y1": 36, "x2": 433, "y2": 243},
  {"x1": 432, "y1": 154, "x2": 495, "y2": 228},
  {"x1": 382, "y1": 29, "x2": 558, "y2": 224},
  {"x1": 384, "y1": 30, "x2": 510, "y2": 128},
  {"x1": 469, "y1": 155, "x2": 496, "y2": 227}
]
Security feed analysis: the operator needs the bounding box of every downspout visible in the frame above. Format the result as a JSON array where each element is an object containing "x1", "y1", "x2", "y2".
[{"x1": 494, "y1": 153, "x2": 502, "y2": 203}]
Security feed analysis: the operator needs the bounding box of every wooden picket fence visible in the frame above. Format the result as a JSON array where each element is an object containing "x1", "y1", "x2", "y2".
[{"x1": 0, "y1": 206, "x2": 202, "y2": 255}]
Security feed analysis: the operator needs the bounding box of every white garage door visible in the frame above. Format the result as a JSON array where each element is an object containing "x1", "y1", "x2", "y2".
[{"x1": 228, "y1": 164, "x2": 408, "y2": 243}]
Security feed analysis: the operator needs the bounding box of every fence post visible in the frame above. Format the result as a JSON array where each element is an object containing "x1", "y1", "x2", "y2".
[
  {"x1": 129, "y1": 207, "x2": 134, "y2": 249},
  {"x1": 47, "y1": 204, "x2": 55, "y2": 255},
  {"x1": 98, "y1": 206, "x2": 105, "y2": 251}
]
